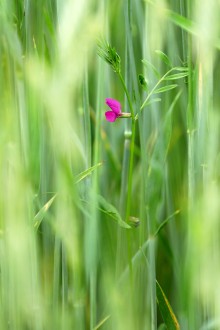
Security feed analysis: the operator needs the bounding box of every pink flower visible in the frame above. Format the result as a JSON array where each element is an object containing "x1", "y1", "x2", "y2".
[{"x1": 105, "y1": 98, "x2": 122, "y2": 122}]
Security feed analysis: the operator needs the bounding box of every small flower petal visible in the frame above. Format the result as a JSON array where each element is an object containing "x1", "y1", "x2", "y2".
[
  {"x1": 105, "y1": 111, "x2": 117, "y2": 122},
  {"x1": 106, "y1": 98, "x2": 121, "y2": 115}
]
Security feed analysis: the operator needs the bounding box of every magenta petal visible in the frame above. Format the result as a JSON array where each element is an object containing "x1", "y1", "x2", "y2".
[
  {"x1": 105, "y1": 111, "x2": 117, "y2": 122},
  {"x1": 106, "y1": 98, "x2": 121, "y2": 115}
]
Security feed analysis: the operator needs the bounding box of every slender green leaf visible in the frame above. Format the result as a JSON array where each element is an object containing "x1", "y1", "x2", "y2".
[
  {"x1": 164, "y1": 72, "x2": 188, "y2": 80},
  {"x1": 156, "y1": 280, "x2": 180, "y2": 330},
  {"x1": 142, "y1": 59, "x2": 160, "y2": 78},
  {"x1": 74, "y1": 162, "x2": 103, "y2": 183},
  {"x1": 93, "y1": 315, "x2": 111, "y2": 330},
  {"x1": 34, "y1": 195, "x2": 57, "y2": 230},
  {"x1": 154, "y1": 210, "x2": 180, "y2": 236},
  {"x1": 155, "y1": 50, "x2": 172, "y2": 68},
  {"x1": 145, "y1": 0, "x2": 220, "y2": 50},
  {"x1": 167, "y1": 10, "x2": 197, "y2": 36},
  {"x1": 153, "y1": 84, "x2": 177, "y2": 94},
  {"x1": 143, "y1": 97, "x2": 161, "y2": 107},
  {"x1": 173, "y1": 67, "x2": 189, "y2": 72},
  {"x1": 144, "y1": 0, "x2": 197, "y2": 35}
]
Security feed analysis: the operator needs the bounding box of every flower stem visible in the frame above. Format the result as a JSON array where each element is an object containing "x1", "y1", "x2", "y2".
[
  {"x1": 117, "y1": 70, "x2": 136, "y2": 224},
  {"x1": 117, "y1": 59, "x2": 136, "y2": 301},
  {"x1": 125, "y1": 119, "x2": 136, "y2": 223},
  {"x1": 125, "y1": 118, "x2": 136, "y2": 285},
  {"x1": 118, "y1": 72, "x2": 135, "y2": 119}
]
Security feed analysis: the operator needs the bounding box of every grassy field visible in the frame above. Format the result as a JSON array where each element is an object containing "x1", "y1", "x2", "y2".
[{"x1": 0, "y1": 0, "x2": 220, "y2": 329}]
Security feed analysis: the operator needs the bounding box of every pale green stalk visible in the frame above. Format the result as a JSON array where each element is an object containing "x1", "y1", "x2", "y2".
[
  {"x1": 142, "y1": 3, "x2": 157, "y2": 329},
  {"x1": 118, "y1": 72, "x2": 135, "y2": 119},
  {"x1": 53, "y1": 236, "x2": 61, "y2": 311},
  {"x1": 88, "y1": 56, "x2": 104, "y2": 330}
]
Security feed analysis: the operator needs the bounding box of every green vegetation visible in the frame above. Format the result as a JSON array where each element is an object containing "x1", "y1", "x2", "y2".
[{"x1": 0, "y1": 0, "x2": 220, "y2": 329}]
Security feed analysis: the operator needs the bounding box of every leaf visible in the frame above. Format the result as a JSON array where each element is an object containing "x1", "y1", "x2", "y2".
[
  {"x1": 156, "y1": 280, "x2": 180, "y2": 330},
  {"x1": 167, "y1": 10, "x2": 197, "y2": 36},
  {"x1": 153, "y1": 84, "x2": 177, "y2": 94},
  {"x1": 93, "y1": 315, "x2": 111, "y2": 330},
  {"x1": 155, "y1": 50, "x2": 172, "y2": 68},
  {"x1": 154, "y1": 210, "x2": 180, "y2": 236},
  {"x1": 164, "y1": 72, "x2": 188, "y2": 80},
  {"x1": 173, "y1": 67, "x2": 189, "y2": 72},
  {"x1": 75, "y1": 162, "x2": 103, "y2": 183},
  {"x1": 145, "y1": 0, "x2": 220, "y2": 51},
  {"x1": 34, "y1": 195, "x2": 57, "y2": 230},
  {"x1": 142, "y1": 97, "x2": 161, "y2": 107},
  {"x1": 97, "y1": 195, "x2": 131, "y2": 229},
  {"x1": 142, "y1": 59, "x2": 160, "y2": 78}
]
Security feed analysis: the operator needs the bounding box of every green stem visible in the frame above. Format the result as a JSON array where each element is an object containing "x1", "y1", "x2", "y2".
[
  {"x1": 117, "y1": 70, "x2": 136, "y2": 291},
  {"x1": 125, "y1": 119, "x2": 136, "y2": 286},
  {"x1": 125, "y1": 119, "x2": 136, "y2": 224},
  {"x1": 118, "y1": 72, "x2": 135, "y2": 119},
  {"x1": 117, "y1": 69, "x2": 136, "y2": 225},
  {"x1": 117, "y1": 68, "x2": 136, "y2": 224}
]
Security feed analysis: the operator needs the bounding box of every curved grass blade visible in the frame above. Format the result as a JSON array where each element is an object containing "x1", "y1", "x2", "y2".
[
  {"x1": 154, "y1": 210, "x2": 180, "y2": 237},
  {"x1": 156, "y1": 280, "x2": 180, "y2": 330},
  {"x1": 74, "y1": 161, "x2": 103, "y2": 183},
  {"x1": 34, "y1": 194, "x2": 57, "y2": 230},
  {"x1": 142, "y1": 59, "x2": 160, "y2": 78},
  {"x1": 93, "y1": 315, "x2": 111, "y2": 330},
  {"x1": 155, "y1": 50, "x2": 172, "y2": 68}
]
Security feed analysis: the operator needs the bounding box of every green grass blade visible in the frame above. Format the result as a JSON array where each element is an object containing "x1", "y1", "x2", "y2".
[
  {"x1": 156, "y1": 280, "x2": 180, "y2": 330},
  {"x1": 93, "y1": 315, "x2": 111, "y2": 330},
  {"x1": 155, "y1": 50, "x2": 172, "y2": 68},
  {"x1": 74, "y1": 162, "x2": 103, "y2": 183},
  {"x1": 142, "y1": 59, "x2": 160, "y2": 78},
  {"x1": 167, "y1": 9, "x2": 197, "y2": 35},
  {"x1": 34, "y1": 195, "x2": 57, "y2": 230},
  {"x1": 154, "y1": 210, "x2": 180, "y2": 237}
]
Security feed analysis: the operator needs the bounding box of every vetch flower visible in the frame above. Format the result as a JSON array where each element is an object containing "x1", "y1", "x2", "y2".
[
  {"x1": 105, "y1": 98, "x2": 121, "y2": 122},
  {"x1": 105, "y1": 98, "x2": 131, "y2": 122}
]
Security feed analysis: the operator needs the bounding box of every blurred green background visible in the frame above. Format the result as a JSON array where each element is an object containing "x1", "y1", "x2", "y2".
[{"x1": 0, "y1": 0, "x2": 220, "y2": 329}]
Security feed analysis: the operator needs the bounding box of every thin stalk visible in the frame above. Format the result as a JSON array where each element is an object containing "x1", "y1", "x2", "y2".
[
  {"x1": 88, "y1": 56, "x2": 103, "y2": 330},
  {"x1": 125, "y1": 119, "x2": 136, "y2": 287},
  {"x1": 61, "y1": 243, "x2": 68, "y2": 309},
  {"x1": 147, "y1": 226, "x2": 157, "y2": 330},
  {"x1": 83, "y1": 64, "x2": 92, "y2": 168},
  {"x1": 125, "y1": 119, "x2": 136, "y2": 224},
  {"x1": 53, "y1": 236, "x2": 61, "y2": 310},
  {"x1": 117, "y1": 66, "x2": 136, "y2": 226},
  {"x1": 118, "y1": 72, "x2": 135, "y2": 118},
  {"x1": 116, "y1": 136, "x2": 131, "y2": 277},
  {"x1": 117, "y1": 61, "x2": 136, "y2": 279},
  {"x1": 186, "y1": 0, "x2": 195, "y2": 327}
]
